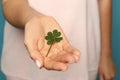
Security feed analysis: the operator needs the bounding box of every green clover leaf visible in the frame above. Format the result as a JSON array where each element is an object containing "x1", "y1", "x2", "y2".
[{"x1": 45, "y1": 29, "x2": 63, "y2": 57}]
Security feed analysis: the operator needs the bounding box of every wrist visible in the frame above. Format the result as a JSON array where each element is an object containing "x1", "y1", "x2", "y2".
[
  {"x1": 23, "y1": 7, "x2": 44, "y2": 27},
  {"x1": 100, "y1": 48, "x2": 112, "y2": 58}
]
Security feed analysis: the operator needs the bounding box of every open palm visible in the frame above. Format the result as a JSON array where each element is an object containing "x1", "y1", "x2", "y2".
[{"x1": 24, "y1": 15, "x2": 80, "y2": 71}]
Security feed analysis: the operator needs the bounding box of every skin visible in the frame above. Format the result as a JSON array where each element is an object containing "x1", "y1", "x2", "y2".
[
  {"x1": 98, "y1": 0, "x2": 115, "y2": 80},
  {"x1": 24, "y1": 16, "x2": 80, "y2": 71},
  {"x1": 2, "y1": 0, "x2": 80, "y2": 71},
  {"x1": 2, "y1": 0, "x2": 115, "y2": 79}
]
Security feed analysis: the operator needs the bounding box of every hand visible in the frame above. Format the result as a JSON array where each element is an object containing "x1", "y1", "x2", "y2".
[
  {"x1": 98, "y1": 52, "x2": 115, "y2": 80},
  {"x1": 24, "y1": 15, "x2": 80, "y2": 71}
]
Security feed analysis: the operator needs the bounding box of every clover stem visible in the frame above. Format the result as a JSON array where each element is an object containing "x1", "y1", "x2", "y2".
[{"x1": 46, "y1": 44, "x2": 53, "y2": 57}]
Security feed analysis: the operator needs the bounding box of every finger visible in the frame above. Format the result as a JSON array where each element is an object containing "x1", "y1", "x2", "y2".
[
  {"x1": 64, "y1": 44, "x2": 80, "y2": 62},
  {"x1": 103, "y1": 71, "x2": 115, "y2": 80},
  {"x1": 44, "y1": 58, "x2": 68, "y2": 71},
  {"x1": 99, "y1": 73, "x2": 104, "y2": 80},
  {"x1": 111, "y1": 73, "x2": 115, "y2": 79},
  {"x1": 24, "y1": 40, "x2": 44, "y2": 68},
  {"x1": 64, "y1": 45, "x2": 80, "y2": 55},
  {"x1": 52, "y1": 51, "x2": 76, "y2": 63},
  {"x1": 104, "y1": 74, "x2": 114, "y2": 80},
  {"x1": 32, "y1": 50, "x2": 44, "y2": 68}
]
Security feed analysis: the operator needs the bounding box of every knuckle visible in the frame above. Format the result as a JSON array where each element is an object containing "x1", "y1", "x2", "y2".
[
  {"x1": 66, "y1": 55, "x2": 72, "y2": 60},
  {"x1": 66, "y1": 55, "x2": 74, "y2": 62}
]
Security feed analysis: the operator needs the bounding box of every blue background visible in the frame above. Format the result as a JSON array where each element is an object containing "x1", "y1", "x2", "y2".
[
  {"x1": 0, "y1": 0, "x2": 120, "y2": 80},
  {"x1": 0, "y1": 0, "x2": 6, "y2": 80}
]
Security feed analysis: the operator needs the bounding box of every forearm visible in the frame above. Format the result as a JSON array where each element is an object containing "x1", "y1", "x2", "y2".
[
  {"x1": 2, "y1": 0, "x2": 42, "y2": 28},
  {"x1": 98, "y1": 0, "x2": 112, "y2": 56}
]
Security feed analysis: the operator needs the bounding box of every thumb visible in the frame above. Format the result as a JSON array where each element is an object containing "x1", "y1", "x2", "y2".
[{"x1": 24, "y1": 40, "x2": 44, "y2": 68}]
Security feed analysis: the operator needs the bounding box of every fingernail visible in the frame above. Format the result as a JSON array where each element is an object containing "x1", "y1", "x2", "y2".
[{"x1": 35, "y1": 60, "x2": 41, "y2": 68}]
